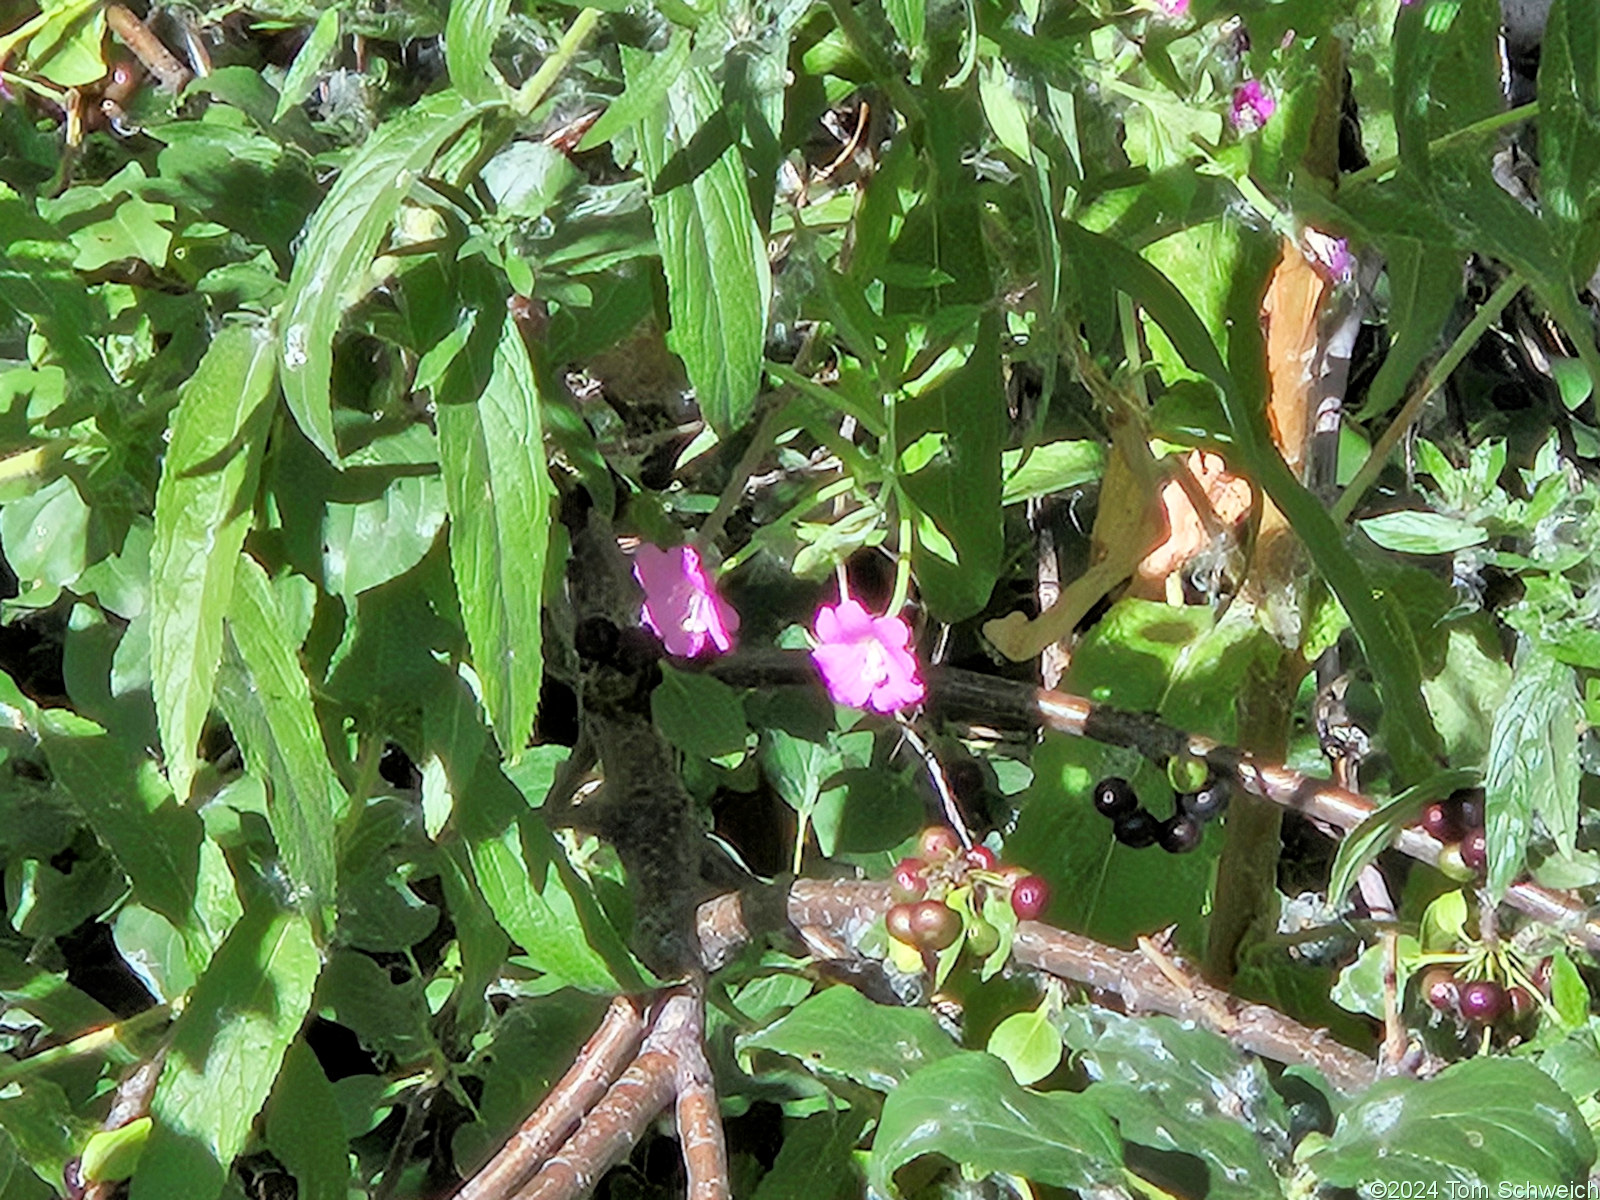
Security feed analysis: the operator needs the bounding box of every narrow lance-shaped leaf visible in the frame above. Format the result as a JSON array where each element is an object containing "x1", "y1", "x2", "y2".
[
  {"x1": 273, "y1": 8, "x2": 340, "y2": 122},
  {"x1": 280, "y1": 91, "x2": 489, "y2": 461},
  {"x1": 437, "y1": 305, "x2": 551, "y2": 761},
  {"x1": 264, "y1": 1041, "x2": 347, "y2": 1200},
  {"x1": 216, "y1": 555, "x2": 346, "y2": 921},
  {"x1": 445, "y1": 0, "x2": 508, "y2": 103},
  {"x1": 130, "y1": 907, "x2": 321, "y2": 1200},
  {"x1": 631, "y1": 52, "x2": 771, "y2": 437},
  {"x1": 1485, "y1": 646, "x2": 1582, "y2": 898},
  {"x1": 150, "y1": 320, "x2": 276, "y2": 805}
]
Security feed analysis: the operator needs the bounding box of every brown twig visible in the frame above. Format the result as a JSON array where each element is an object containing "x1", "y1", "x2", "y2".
[
  {"x1": 103, "y1": 5, "x2": 190, "y2": 92},
  {"x1": 457, "y1": 996, "x2": 647, "y2": 1200},
  {"x1": 710, "y1": 655, "x2": 1600, "y2": 954},
  {"x1": 766, "y1": 878, "x2": 1380, "y2": 1093},
  {"x1": 511, "y1": 991, "x2": 698, "y2": 1200},
  {"x1": 672, "y1": 1006, "x2": 729, "y2": 1200}
]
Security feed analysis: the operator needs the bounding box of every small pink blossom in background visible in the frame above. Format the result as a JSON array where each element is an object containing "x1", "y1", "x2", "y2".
[
  {"x1": 810, "y1": 599, "x2": 925, "y2": 714},
  {"x1": 634, "y1": 544, "x2": 740, "y2": 658},
  {"x1": 1230, "y1": 80, "x2": 1276, "y2": 132},
  {"x1": 1155, "y1": 0, "x2": 1188, "y2": 15},
  {"x1": 1303, "y1": 229, "x2": 1352, "y2": 282}
]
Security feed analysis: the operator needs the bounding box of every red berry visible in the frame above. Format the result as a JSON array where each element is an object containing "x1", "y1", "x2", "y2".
[
  {"x1": 1010, "y1": 874, "x2": 1050, "y2": 920},
  {"x1": 1459, "y1": 979, "x2": 1508, "y2": 1024},
  {"x1": 1420, "y1": 966, "x2": 1459, "y2": 1013},
  {"x1": 919, "y1": 826, "x2": 961, "y2": 860},
  {"x1": 1093, "y1": 777, "x2": 1138, "y2": 818},
  {"x1": 890, "y1": 857, "x2": 928, "y2": 901},
  {"x1": 886, "y1": 903, "x2": 918, "y2": 946},
  {"x1": 1459, "y1": 829, "x2": 1487, "y2": 873},
  {"x1": 910, "y1": 900, "x2": 962, "y2": 951},
  {"x1": 1420, "y1": 801, "x2": 1461, "y2": 842},
  {"x1": 965, "y1": 845, "x2": 999, "y2": 871}
]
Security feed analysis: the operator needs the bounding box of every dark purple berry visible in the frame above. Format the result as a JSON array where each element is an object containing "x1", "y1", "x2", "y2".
[
  {"x1": 1158, "y1": 815, "x2": 1204, "y2": 854},
  {"x1": 887, "y1": 903, "x2": 918, "y2": 946},
  {"x1": 1420, "y1": 801, "x2": 1461, "y2": 842},
  {"x1": 1456, "y1": 789, "x2": 1486, "y2": 832},
  {"x1": 1094, "y1": 777, "x2": 1138, "y2": 818},
  {"x1": 1460, "y1": 829, "x2": 1487, "y2": 873},
  {"x1": 1459, "y1": 979, "x2": 1508, "y2": 1024},
  {"x1": 1179, "y1": 780, "x2": 1230, "y2": 821},
  {"x1": 1113, "y1": 808, "x2": 1160, "y2": 849},
  {"x1": 1010, "y1": 875, "x2": 1050, "y2": 920}
]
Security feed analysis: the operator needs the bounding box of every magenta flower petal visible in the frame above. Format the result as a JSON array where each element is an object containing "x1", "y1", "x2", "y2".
[
  {"x1": 633, "y1": 543, "x2": 739, "y2": 658},
  {"x1": 1230, "y1": 80, "x2": 1276, "y2": 133},
  {"x1": 1156, "y1": 0, "x2": 1188, "y2": 14},
  {"x1": 809, "y1": 600, "x2": 926, "y2": 714}
]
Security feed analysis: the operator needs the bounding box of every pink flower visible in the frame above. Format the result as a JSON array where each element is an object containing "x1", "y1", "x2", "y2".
[
  {"x1": 810, "y1": 599, "x2": 926, "y2": 713},
  {"x1": 1303, "y1": 229, "x2": 1352, "y2": 282},
  {"x1": 634, "y1": 544, "x2": 739, "y2": 658},
  {"x1": 1155, "y1": 0, "x2": 1188, "y2": 14},
  {"x1": 1230, "y1": 80, "x2": 1276, "y2": 132}
]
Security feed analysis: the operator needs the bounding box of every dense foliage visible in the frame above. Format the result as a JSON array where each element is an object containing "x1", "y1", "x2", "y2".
[{"x1": 4, "y1": 0, "x2": 1600, "y2": 1195}]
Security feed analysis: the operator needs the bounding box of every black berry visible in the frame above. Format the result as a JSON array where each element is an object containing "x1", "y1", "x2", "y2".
[
  {"x1": 1094, "y1": 777, "x2": 1138, "y2": 818},
  {"x1": 1158, "y1": 815, "x2": 1204, "y2": 854},
  {"x1": 1113, "y1": 808, "x2": 1160, "y2": 849},
  {"x1": 1179, "y1": 780, "x2": 1230, "y2": 821},
  {"x1": 1456, "y1": 789, "x2": 1486, "y2": 832}
]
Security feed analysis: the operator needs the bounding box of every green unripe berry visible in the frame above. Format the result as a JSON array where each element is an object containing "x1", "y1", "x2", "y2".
[{"x1": 1167, "y1": 752, "x2": 1210, "y2": 794}]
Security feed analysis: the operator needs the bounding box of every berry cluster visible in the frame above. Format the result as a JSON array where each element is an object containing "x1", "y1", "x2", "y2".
[
  {"x1": 1421, "y1": 790, "x2": 1488, "y2": 880},
  {"x1": 1091, "y1": 756, "x2": 1228, "y2": 855},
  {"x1": 884, "y1": 827, "x2": 1051, "y2": 954},
  {"x1": 1420, "y1": 958, "x2": 1548, "y2": 1034}
]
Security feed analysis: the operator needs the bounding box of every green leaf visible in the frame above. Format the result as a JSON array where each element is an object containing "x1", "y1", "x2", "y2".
[
  {"x1": 150, "y1": 320, "x2": 276, "y2": 805},
  {"x1": 1001, "y1": 439, "x2": 1105, "y2": 504},
  {"x1": 978, "y1": 60, "x2": 1031, "y2": 160},
  {"x1": 1359, "y1": 239, "x2": 1464, "y2": 419},
  {"x1": 1485, "y1": 646, "x2": 1583, "y2": 897},
  {"x1": 37, "y1": 712, "x2": 204, "y2": 941},
  {"x1": 280, "y1": 91, "x2": 490, "y2": 461},
  {"x1": 0, "y1": 474, "x2": 89, "y2": 595},
  {"x1": 1063, "y1": 1010, "x2": 1290, "y2": 1200},
  {"x1": 651, "y1": 665, "x2": 750, "y2": 758},
  {"x1": 68, "y1": 196, "x2": 174, "y2": 271},
  {"x1": 1539, "y1": 0, "x2": 1600, "y2": 282},
  {"x1": 1327, "y1": 768, "x2": 1481, "y2": 906},
  {"x1": 81, "y1": 1117, "x2": 151, "y2": 1184},
  {"x1": 427, "y1": 679, "x2": 642, "y2": 992},
  {"x1": 131, "y1": 907, "x2": 322, "y2": 1200},
  {"x1": 321, "y1": 425, "x2": 447, "y2": 603},
  {"x1": 313, "y1": 950, "x2": 433, "y2": 1062},
  {"x1": 751, "y1": 1109, "x2": 869, "y2": 1200},
  {"x1": 0, "y1": 1125, "x2": 53, "y2": 1200},
  {"x1": 1306, "y1": 1058, "x2": 1594, "y2": 1191},
  {"x1": 436, "y1": 306, "x2": 552, "y2": 761},
  {"x1": 273, "y1": 8, "x2": 340, "y2": 121},
  {"x1": 900, "y1": 313, "x2": 1005, "y2": 620},
  {"x1": 882, "y1": 0, "x2": 924, "y2": 56},
  {"x1": 1357, "y1": 509, "x2": 1487, "y2": 554},
  {"x1": 578, "y1": 29, "x2": 691, "y2": 152},
  {"x1": 631, "y1": 54, "x2": 771, "y2": 438},
  {"x1": 445, "y1": 0, "x2": 507, "y2": 102},
  {"x1": 986, "y1": 1002, "x2": 1061, "y2": 1086},
  {"x1": 264, "y1": 1041, "x2": 347, "y2": 1200},
  {"x1": 868, "y1": 1052, "x2": 1122, "y2": 1194},
  {"x1": 216, "y1": 555, "x2": 346, "y2": 919},
  {"x1": 738, "y1": 985, "x2": 957, "y2": 1091}
]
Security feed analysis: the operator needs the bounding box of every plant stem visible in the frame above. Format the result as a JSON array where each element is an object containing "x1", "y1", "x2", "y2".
[
  {"x1": 513, "y1": 7, "x2": 601, "y2": 116},
  {"x1": 1332, "y1": 272, "x2": 1524, "y2": 524},
  {"x1": 888, "y1": 512, "x2": 913, "y2": 614},
  {"x1": 1344, "y1": 102, "x2": 1540, "y2": 188},
  {"x1": 699, "y1": 401, "x2": 793, "y2": 559},
  {"x1": 0, "y1": 1006, "x2": 171, "y2": 1090}
]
